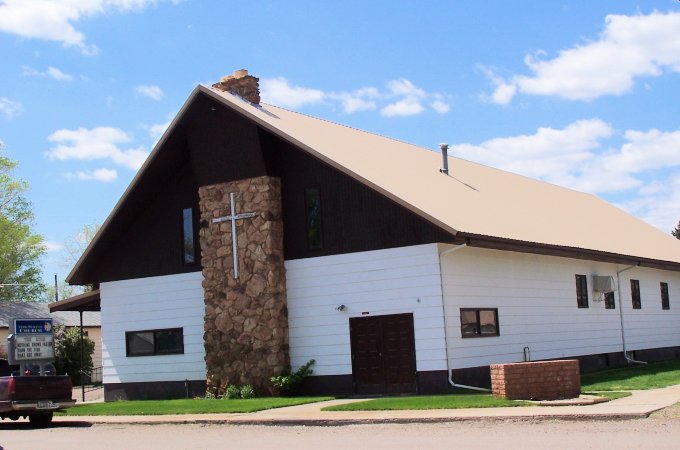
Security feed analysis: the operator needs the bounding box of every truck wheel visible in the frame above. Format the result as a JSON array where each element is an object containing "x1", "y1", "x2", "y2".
[{"x1": 28, "y1": 412, "x2": 53, "y2": 427}]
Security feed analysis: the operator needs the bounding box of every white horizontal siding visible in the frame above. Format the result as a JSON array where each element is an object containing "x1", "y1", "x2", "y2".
[
  {"x1": 100, "y1": 272, "x2": 206, "y2": 384},
  {"x1": 441, "y1": 245, "x2": 680, "y2": 369},
  {"x1": 286, "y1": 243, "x2": 447, "y2": 376}
]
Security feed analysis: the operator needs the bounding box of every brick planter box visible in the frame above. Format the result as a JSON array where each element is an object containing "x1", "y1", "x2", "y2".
[{"x1": 490, "y1": 360, "x2": 580, "y2": 400}]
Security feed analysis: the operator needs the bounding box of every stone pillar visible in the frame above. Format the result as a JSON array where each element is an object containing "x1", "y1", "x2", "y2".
[{"x1": 199, "y1": 176, "x2": 288, "y2": 396}]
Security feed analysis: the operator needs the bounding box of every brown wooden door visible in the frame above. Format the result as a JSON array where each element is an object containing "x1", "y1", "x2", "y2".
[{"x1": 349, "y1": 313, "x2": 417, "y2": 395}]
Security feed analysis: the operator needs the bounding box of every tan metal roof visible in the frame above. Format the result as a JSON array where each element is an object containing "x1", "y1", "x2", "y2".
[
  {"x1": 202, "y1": 86, "x2": 680, "y2": 266},
  {"x1": 67, "y1": 84, "x2": 680, "y2": 284}
]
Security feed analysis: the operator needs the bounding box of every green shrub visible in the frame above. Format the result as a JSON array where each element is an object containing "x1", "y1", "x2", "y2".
[
  {"x1": 240, "y1": 384, "x2": 255, "y2": 399},
  {"x1": 224, "y1": 384, "x2": 240, "y2": 399},
  {"x1": 270, "y1": 359, "x2": 315, "y2": 395},
  {"x1": 54, "y1": 325, "x2": 95, "y2": 386}
]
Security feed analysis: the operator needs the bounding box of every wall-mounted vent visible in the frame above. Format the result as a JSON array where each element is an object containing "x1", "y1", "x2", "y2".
[{"x1": 592, "y1": 275, "x2": 616, "y2": 293}]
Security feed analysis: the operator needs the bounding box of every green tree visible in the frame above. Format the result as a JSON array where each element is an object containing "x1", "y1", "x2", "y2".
[
  {"x1": 673, "y1": 221, "x2": 680, "y2": 240},
  {"x1": 54, "y1": 325, "x2": 95, "y2": 386},
  {"x1": 0, "y1": 144, "x2": 46, "y2": 301},
  {"x1": 40, "y1": 222, "x2": 102, "y2": 302}
]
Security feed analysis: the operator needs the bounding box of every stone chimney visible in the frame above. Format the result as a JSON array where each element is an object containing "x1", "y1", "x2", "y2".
[{"x1": 212, "y1": 69, "x2": 260, "y2": 104}]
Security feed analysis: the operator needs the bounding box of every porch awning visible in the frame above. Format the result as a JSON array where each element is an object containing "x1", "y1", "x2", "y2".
[{"x1": 49, "y1": 289, "x2": 101, "y2": 312}]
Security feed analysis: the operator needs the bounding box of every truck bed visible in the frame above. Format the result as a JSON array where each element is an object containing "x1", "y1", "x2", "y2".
[{"x1": 0, "y1": 375, "x2": 75, "y2": 423}]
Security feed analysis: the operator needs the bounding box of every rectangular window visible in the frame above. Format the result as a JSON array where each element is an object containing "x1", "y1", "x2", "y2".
[
  {"x1": 182, "y1": 207, "x2": 196, "y2": 264},
  {"x1": 126, "y1": 328, "x2": 184, "y2": 357},
  {"x1": 604, "y1": 292, "x2": 616, "y2": 310},
  {"x1": 631, "y1": 279, "x2": 641, "y2": 309},
  {"x1": 305, "y1": 187, "x2": 323, "y2": 250},
  {"x1": 575, "y1": 274, "x2": 589, "y2": 308},
  {"x1": 460, "y1": 308, "x2": 499, "y2": 338},
  {"x1": 661, "y1": 282, "x2": 670, "y2": 310}
]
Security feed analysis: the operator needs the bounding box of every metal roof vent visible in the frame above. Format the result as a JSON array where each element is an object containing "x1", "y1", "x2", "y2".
[{"x1": 439, "y1": 143, "x2": 449, "y2": 175}]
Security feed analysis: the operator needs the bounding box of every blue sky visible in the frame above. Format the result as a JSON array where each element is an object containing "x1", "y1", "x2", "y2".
[{"x1": 1, "y1": 0, "x2": 679, "y2": 287}]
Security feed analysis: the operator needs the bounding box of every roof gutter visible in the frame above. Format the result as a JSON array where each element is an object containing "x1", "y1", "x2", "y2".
[{"x1": 462, "y1": 233, "x2": 680, "y2": 273}]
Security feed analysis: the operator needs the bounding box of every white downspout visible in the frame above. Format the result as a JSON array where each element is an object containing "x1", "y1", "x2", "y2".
[
  {"x1": 616, "y1": 263, "x2": 647, "y2": 365},
  {"x1": 438, "y1": 243, "x2": 491, "y2": 392}
]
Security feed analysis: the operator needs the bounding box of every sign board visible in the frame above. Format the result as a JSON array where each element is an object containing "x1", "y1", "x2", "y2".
[
  {"x1": 10, "y1": 318, "x2": 55, "y2": 363},
  {"x1": 14, "y1": 334, "x2": 55, "y2": 360},
  {"x1": 15, "y1": 319, "x2": 54, "y2": 335}
]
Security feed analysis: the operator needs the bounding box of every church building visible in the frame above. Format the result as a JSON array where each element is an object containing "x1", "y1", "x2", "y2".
[{"x1": 60, "y1": 70, "x2": 680, "y2": 400}]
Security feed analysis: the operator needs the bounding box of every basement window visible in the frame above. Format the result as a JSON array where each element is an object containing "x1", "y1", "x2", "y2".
[
  {"x1": 604, "y1": 292, "x2": 616, "y2": 310},
  {"x1": 460, "y1": 308, "x2": 499, "y2": 338},
  {"x1": 126, "y1": 328, "x2": 184, "y2": 357},
  {"x1": 305, "y1": 187, "x2": 323, "y2": 250},
  {"x1": 631, "y1": 279, "x2": 642, "y2": 309},
  {"x1": 661, "y1": 282, "x2": 670, "y2": 310},
  {"x1": 575, "y1": 274, "x2": 589, "y2": 308}
]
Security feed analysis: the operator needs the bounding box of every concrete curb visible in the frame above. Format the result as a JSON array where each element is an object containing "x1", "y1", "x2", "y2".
[
  {"x1": 53, "y1": 412, "x2": 654, "y2": 427},
  {"x1": 49, "y1": 384, "x2": 680, "y2": 427}
]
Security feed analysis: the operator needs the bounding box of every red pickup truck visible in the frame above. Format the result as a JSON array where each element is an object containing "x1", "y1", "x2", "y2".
[{"x1": 0, "y1": 360, "x2": 76, "y2": 426}]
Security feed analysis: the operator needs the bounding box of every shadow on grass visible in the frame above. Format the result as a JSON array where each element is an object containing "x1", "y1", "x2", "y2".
[{"x1": 581, "y1": 360, "x2": 680, "y2": 391}]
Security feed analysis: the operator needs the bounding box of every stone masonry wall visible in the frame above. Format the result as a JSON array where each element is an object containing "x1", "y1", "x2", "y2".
[
  {"x1": 199, "y1": 176, "x2": 288, "y2": 396},
  {"x1": 490, "y1": 360, "x2": 580, "y2": 400}
]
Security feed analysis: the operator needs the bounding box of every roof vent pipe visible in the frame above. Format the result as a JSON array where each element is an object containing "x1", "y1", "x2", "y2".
[{"x1": 439, "y1": 143, "x2": 449, "y2": 175}]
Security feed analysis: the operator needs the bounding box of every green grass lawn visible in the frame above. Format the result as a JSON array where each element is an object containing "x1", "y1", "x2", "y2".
[
  {"x1": 581, "y1": 359, "x2": 680, "y2": 391},
  {"x1": 322, "y1": 393, "x2": 529, "y2": 411},
  {"x1": 327, "y1": 359, "x2": 680, "y2": 412},
  {"x1": 56, "y1": 360, "x2": 680, "y2": 415},
  {"x1": 583, "y1": 391, "x2": 631, "y2": 401},
  {"x1": 57, "y1": 397, "x2": 333, "y2": 416}
]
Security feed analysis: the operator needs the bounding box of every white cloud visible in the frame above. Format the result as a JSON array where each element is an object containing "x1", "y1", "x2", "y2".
[
  {"x1": 452, "y1": 120, "x2": 680, "y2": 231},
  {"x1": 490, "y1": 82, "x2": 517, "y2": 106},
  {"x1": 22, "y1": 65, "x2": 73, "y2": 81},
  {"x1": 0, "y1": 0, "x2": 171, "y2": 54},
  {"x1": 385, "y1": 79, "x2": 427, "y2": 98},
  {"x1": 487, "y1": 11, "x2": 680, "y2": 103},
  {"x1": 64, "y1": 168, "x2": 118, "y2": 182},
  {"x1": 47, "y1": 126, "x2": 149, "y2": 170},
  {"x1": 260, "y1": 77, "x2": 325, "y2": 109},
  {"x1": 453, "y1": 119, "x2": 613, "y2": 181},
  {"x1": 135, "y1": 84, "x2": 164, "y2": 101},
  {"x1": 261, "y1": 77, "x2": 449, "y2": 117},
  {"x1": 43, "y1": 241, "x2": 64, "y2": 252},
  {"x1": 328, "y1": 87, "x2": 379, "y2": 113},
  {"x1": 615, "y1": 174, "x2": 680, "y2": 234},
  {"x1": 431, "y1": 98, "x2": 451, "y2": 114},
  {"x1": 380, "y1": 98, "x2": 425, "y2": 117},
  {"x1": 149, "y1": 120, "x2": 171, "y2": 140},
  {"x1": 0, "y1": 97, "x2": 22, "y2": 119}
]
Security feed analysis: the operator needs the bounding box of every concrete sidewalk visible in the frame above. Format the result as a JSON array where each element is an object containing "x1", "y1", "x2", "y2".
[{"x1": 54, "y1": 384, "x2": 680, "y2": 426}]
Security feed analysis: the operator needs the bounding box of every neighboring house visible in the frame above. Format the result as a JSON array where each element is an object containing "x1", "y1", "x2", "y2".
[
  {"x1": 0, "y1": 301, "x2": 102, "y2": 369},
  {"x1": 63, "y1": 70, "x2": 680, "y2": 401}
]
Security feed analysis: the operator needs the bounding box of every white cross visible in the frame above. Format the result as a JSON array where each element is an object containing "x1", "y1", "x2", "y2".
[{"x1": 212, "y1": 192, "x2": 257, "y2": 279}]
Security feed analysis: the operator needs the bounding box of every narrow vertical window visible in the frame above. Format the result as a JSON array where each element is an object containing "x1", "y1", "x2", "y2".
[
  {"x1": 661, "y1": 282, "x2": 670, "y2": 310},
  {"x1": 182, "y1": 207, "x2": 196, "y2": 264},
  {"x1": 604, "y1": 292, "x2": 616, "y2": 310},
  {"x1": 305, "y1": 187, "x2": 323, "y2": 250},
  {"x1": 631, "y1": 279, "x2": 641, "y2": 309},
  {"x1": 575, "y1": 274, "x2": 589, "y2": 308}
]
